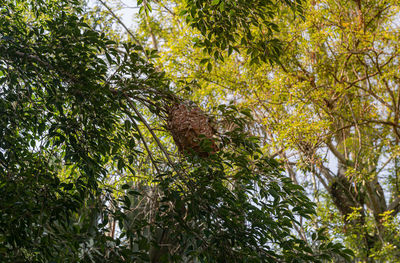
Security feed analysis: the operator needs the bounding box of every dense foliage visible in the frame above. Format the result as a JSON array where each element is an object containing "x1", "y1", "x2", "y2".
[
  {"x1": 179, "y1": 0, "x2": 300, "y2": 65},
  {"x1": 0, "y1": 0, "x2": 353, "y2": 262},
  {"x1": 137, "y1": 0, "x2": 400, "y2": 261}
]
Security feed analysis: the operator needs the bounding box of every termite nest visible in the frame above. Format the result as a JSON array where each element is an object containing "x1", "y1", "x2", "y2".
[{"x1": 166, "y1": 101, "x2": 218, "y2": 157}]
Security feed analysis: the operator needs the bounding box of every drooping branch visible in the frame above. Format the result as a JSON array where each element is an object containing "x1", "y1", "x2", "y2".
[
  {"x1": 125, "y1": 96, "x2": 183, "y2": 177},
  {"x1": 127, "y1": 112, "x2": 161, "y2": 175}
]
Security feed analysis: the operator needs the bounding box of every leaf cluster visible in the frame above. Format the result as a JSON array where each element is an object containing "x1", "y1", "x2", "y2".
[
  {"x1": 176, "y1": 0, "x2": 302, "y2": 66},
  {"x1": 0, "y1": 0, "x2": 353, "y2": 262}
]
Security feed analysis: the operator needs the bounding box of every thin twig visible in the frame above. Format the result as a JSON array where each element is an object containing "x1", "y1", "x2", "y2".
[
  {"x1": 128, "y1": 113, "x2": 161, "y2": 175},
  {"x1": 97, "y1": 0, "x2": 148, "y2": 59},
  {"x1": 125, "y1": 95, "x2": 182, "y2": 176}
]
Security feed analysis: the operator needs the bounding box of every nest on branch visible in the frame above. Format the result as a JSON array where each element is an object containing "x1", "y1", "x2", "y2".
[{"x1": 167, "y1": 101, "x2": 218, "y2": 157}]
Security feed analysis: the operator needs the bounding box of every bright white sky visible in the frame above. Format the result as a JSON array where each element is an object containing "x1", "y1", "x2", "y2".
[
  {"x1": 115, "y1": 0, "x2": 140, "y2": 28},
  {"x1": 87, "y1": 0, "x2": 140, "y2": 31}
]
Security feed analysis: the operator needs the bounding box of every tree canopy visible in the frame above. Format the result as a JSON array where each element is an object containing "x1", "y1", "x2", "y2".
[
  {"x1": 3, "y1": 0, "x2": 393, "y2": 262},
  {"x1": 136, "y1": 0, "x2": 400, "y2": 261}
]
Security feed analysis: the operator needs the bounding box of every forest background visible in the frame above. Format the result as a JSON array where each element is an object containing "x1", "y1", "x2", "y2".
[{"x1": 1, "y1": 0, "x2": 399, "y2": 262}]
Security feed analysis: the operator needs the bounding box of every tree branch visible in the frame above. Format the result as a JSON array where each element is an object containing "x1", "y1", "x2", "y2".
[
  {"x1": 388, "y1": 196, "x2": 400, "y2": 215},
  {"x1": 125, "y1": 96, "x2": 182, "y2": 177},
  {"x1": 326, "y1": 140, "x2": 354, "y2": 167},
  {"x1": 128, "y1": 114, "x2": 161, "y2": 175},
  {"x1": 97, "y1": 0, "x2": 148, "y2": 59}
]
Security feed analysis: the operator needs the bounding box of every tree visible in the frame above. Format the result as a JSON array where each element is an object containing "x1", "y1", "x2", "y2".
[
  {"x1": 0, "y1": 0, "x2": 353, "y2": 262},
  {"x1": 138, "y1": 0, "x2": 400, "y2": 261}
]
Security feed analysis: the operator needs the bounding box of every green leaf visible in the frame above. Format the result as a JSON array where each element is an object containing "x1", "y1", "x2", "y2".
[
  {"x1": 207, "y1": 62, "x2": 212, "y2": 72},
  {"x1": 121, "y1": 184, "x2": 130, "y2": 190},
  {"x1": 200, "y1": 58, "x2": 209, "y2": 65}
]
